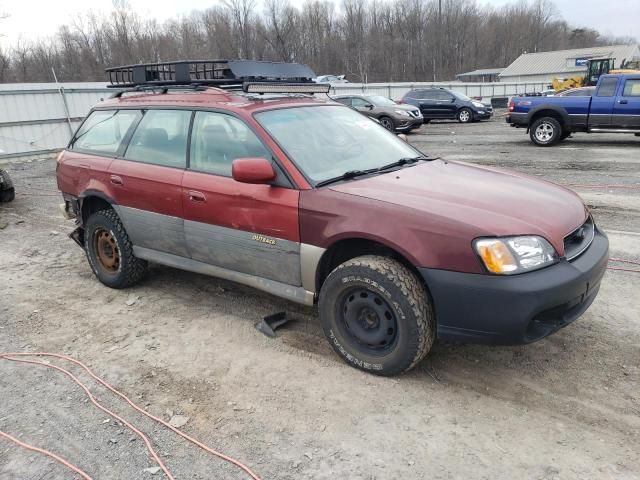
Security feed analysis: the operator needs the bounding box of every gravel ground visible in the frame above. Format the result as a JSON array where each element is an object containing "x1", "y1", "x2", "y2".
[{"x1": 1, "y1": 112, "x2": 639, "y2": 480}]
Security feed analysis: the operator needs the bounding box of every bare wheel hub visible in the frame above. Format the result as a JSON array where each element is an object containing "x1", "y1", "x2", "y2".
[{"x1": 94, "y1": 228, "x2": 120, "y2": 273}]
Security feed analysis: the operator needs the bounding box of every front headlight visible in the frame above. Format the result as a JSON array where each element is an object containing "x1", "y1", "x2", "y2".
[
  {"x1": 394, "y1": 109, "x2": 411, "y2": 117},
  {"x1": 472, "y1": 101, "x2": 485, "y2": 108},
  {"x1": 474, "y1": 236, "x2": 557, "y2": 274}
]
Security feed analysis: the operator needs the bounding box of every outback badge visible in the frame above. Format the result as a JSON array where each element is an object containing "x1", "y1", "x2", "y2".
[{"x1": 252, "y1": 234, "x2": 276, "y2": 245}]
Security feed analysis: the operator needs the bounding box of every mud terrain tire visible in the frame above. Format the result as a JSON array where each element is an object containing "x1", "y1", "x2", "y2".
[
  {"x1": 85, "y1": 209, "x2": 148, "y2": 289},
  {"x1": 319, "y1": 255, "x2": 435, "y2": 376}
]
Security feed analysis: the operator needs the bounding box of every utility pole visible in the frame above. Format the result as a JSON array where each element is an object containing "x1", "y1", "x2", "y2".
[{"x1": 434, "y1": 0, "x2": 442, "y2": 82}]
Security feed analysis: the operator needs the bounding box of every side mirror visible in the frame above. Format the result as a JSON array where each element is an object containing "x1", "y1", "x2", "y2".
[
  {"x1": 450, "y1": 97, "x2": 456, "y2": 103},
  {"x1": 232, "y1": 157, "x2": 276, "y2": 184},
  {"x1": 366, "y1": 104, "x2": 374, "y2": 110},
  {"x1": 397, "y1": 133, "x2": 408, "y2": 142}
]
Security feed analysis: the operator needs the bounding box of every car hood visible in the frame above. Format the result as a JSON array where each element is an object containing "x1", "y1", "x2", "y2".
[
  {"x1": 328, "y1": 160, "x2": 587, "y2": 254},
  {"x1": 391, "y1": 104, "x2": 420, "y2": 112}
]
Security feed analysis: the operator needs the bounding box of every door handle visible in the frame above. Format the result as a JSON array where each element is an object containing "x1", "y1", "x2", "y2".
[
  {"x1": 110, "y1": 175, "x2": 123, "y2": 186},
  {"x1": 619, "y1": 99, "x2": 628, "y2": 104},
  {"x1": 188, "y1": 190, "x2": 206, "y2": 202}
]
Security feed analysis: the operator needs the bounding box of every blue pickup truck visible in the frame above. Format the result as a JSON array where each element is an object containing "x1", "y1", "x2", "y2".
[{"x1": 507, "y1": 73, "x2": 640, "y2": 146}]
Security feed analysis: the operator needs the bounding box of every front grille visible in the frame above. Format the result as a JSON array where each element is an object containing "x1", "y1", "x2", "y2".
[
  {"x1": 408, "y1": 110, "x2": 421, "y2": 118},
  {"x1": 564, "y1": 216, "x2": 595, "y2": 261}
]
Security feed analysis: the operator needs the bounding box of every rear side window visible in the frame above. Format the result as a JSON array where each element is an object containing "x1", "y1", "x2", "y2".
[
  {"x1": 622, "y1": 79, "x2": 640, "y2": 97},
  {"x1": 189, "y1": 112, "x2": 270, "y2": 176},
  {"x1": 71, "y1": 110, "x2": 138, "y2": 155},
  {"x1": 433, "y1": 91, "x2": 453, "y2": 101},
  {"x1": 596, "y1": 77, "x2": 619, "y2": 97},
  {"x1": 124, "y1": 110, "x2": 191, "y2": 168}
]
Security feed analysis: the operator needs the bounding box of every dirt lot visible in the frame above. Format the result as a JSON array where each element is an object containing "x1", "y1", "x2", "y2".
[{"x1": 1, "y1": 113, "x2": 639, "y2": 480}]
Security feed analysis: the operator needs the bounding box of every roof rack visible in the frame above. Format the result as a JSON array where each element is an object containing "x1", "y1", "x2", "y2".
[{"x1": 106, "y1": 59, "x2": 317, "y2": 89}]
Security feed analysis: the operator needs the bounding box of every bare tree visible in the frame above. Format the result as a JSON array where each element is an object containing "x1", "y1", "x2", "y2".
[{"x1": 1, "y1": 0, "x2": 636, "y2": 83}]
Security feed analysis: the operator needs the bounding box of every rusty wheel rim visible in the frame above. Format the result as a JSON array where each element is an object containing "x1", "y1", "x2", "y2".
[{"x1": 93, "y1": 228, "x2": 120, "y2": 274}]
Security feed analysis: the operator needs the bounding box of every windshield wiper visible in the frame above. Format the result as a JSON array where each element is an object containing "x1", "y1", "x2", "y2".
[
  {"x1": 315, "y1": 169, "x2": 376, "y2": 187},
  {"x1": 315, "y1": 156, "x2": 437, "y2": 188},
  {"x1": 375, "y1": 155, "x2": 432, "y2": 172}
]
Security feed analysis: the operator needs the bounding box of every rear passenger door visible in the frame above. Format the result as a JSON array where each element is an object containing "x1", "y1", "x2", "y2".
[
  {"x1": 612, "y1": 77, "x2": 640, "y2": 129},
  {"x1": 108, "y1": 109, "x2": 191, "y2": 257},
  {"x1": 589, "y1": 77, "x2": 619, "y2": 128},
  {"x1": 181, "y1": 111, "x2": 301, "y2": 286}
]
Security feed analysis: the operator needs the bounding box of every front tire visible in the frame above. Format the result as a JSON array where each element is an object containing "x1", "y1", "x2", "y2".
[
  {"x1": 0, "y1": 169, "x2": 15, "y2": 203},
  {"x1": 319, "y1": 255, "x2": 435, "y2": 376},
  {"x1": 457, "y1": 108, "x2": 473, "y2": 123},
  {"x1": 530, "y1": 117, "x2": 562, "y2": 146},
  {"x1": 84, "y1": 209, "x2": 148, "y2": 289},
  {"x1": 378, "y1": 116, "x2": 395, "y2": 131}
]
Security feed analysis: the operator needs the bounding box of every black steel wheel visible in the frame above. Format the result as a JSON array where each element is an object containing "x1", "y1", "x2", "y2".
[
  {"x1": 336, "y1": 287, "x2": 398, "y2": 354},
  {"x1": 319, "y1": 255, "x2": 435, "y2": 376}
]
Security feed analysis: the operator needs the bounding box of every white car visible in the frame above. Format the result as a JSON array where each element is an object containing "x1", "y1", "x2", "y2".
[{"x1": 314, "y1": 74, "x2": 349, "y2": 84}]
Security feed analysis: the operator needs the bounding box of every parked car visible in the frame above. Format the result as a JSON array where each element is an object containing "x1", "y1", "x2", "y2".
[
  {"x1": 507, "y1": 73, "x2": 640, "y2": 146},
  {"x1": 332, "y1": 94, "x2": 423, "y2": 132},
  {"x1": 0, "y1": 169, "x2": 14, "y2": 202},
  {"x1": 314, "y1": 74, "x2": 348, "y2": 84},
  {"x1": 555, "y1": 86, "x2": 596, "y2": 97},
  {"x1": 400, "y1": 87, "x2": 493, "y2": 123},
  {"x1": 57, "y1": 60, "x2": 608, "y2": 376}
]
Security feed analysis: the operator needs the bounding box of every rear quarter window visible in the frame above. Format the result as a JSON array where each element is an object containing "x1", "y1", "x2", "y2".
[
  {"x1": 71, "y1": 110, "x2": 139, "y2": 155},
  {"x1": 622, "y1": 79, "x2": 640, "y2": 97}
]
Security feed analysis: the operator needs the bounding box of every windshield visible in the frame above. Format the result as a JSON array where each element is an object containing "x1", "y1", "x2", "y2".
[
  {"x1": 255, "y1": 105, "x2": 422, "y2": 184},
  {"x1": 453, "y1": 92, "x2": 472, "y2": 101},
  {"x1": 368, "y1": 95, "x2": 397, "y2": 107}
]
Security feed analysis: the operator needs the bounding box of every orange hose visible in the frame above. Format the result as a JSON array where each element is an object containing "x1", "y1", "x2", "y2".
[
  {"x1": 0, "y1": 430, "x2": 94, "y2": 480},
  {"x1": 0, "y1": 353, "x2": 262, "y2": 480}
]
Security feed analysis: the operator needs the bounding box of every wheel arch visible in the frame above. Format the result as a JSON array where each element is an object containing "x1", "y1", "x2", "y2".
[
  {"x1": 315, "y1": 237, "x2": 423, "y2": 293},
  {"x1": 528, "y1": 106, "x2": 570, "y2": 130},
  {"x1": 79, "y1": 190, "x2": 117, "y2": 225}
]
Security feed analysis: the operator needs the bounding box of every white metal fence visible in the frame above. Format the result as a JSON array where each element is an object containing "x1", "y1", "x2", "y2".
[
  {"x1": 0, "y1": 80, "x2": 548, "y2": 162},
  {"x1": 330, "y1": 81, "x2": 548, "y2": 101},
  {"x1": 0, "y1": 82, "x2": 112, "y2": 162}
]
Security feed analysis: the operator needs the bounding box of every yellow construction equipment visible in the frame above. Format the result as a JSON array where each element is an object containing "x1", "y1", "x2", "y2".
[{"x1": 551, "y1": 57, "x2": 640, "y2": 92}]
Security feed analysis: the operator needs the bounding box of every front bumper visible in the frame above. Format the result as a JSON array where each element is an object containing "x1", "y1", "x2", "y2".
[
  {"x1": 395, "y1": 117, "x2": 424, "y2": 131},
  {"x1": 419, "y1": 228, "x2": 609, "y2": 345},
  {"x1": 473, "y1": 109, "x2": 493, "y2": 120}
]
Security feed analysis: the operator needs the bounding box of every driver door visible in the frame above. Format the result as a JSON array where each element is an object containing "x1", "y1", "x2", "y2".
[{"x1": 181, "y1": 111, "x2": 302, "y2": 286}]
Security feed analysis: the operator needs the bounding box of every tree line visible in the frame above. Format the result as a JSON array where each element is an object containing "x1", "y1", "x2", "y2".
[{"x1": 0, "y1": 0, "x2": 636, "y2": 84}]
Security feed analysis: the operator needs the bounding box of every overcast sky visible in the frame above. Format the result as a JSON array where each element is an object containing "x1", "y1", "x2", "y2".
[{"x1": 1, "y1": 0, "x2": 638, "y2": 49}]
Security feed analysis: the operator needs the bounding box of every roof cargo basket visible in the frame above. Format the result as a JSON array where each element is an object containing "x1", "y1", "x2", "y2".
[{"x1": 106, "y1": 59, "x2": 317, "y2": 89}]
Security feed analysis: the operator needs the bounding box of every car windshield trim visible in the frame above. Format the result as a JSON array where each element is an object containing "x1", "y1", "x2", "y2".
[{"x1": 254, "y1": 104, "x2": 427, "y2": 186}]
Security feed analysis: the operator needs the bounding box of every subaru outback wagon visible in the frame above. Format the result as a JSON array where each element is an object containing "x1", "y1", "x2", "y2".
[{"x1": 57, "y1": 60, "x2": 608, "y2": 376}]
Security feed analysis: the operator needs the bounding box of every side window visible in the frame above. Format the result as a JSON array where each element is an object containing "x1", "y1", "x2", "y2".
[
  {"x1": 334, "y1": 97, "x2": 352, "y2": 106},
  {"x1": 622, "y1": 79, "x2": 640, "y2": 97},
  {"x1": 434, "y1": 91, "x2": 453, "y2": 101},
  {"x1": 124, "y1": 110, "x2": 191, "y2": 168},
  {"x1": 190, "y1": 112, "x2": 270, "y2": 176},
  {"x1": 72, "y1": 110, "x2": 138, "y2": 155},
  {"x1": 352, "y1": 97, "x2": 371, "y2": 107},
  {"x1": 422, "y1": 90, "x2": 439, "y2": 100},
  {"x1": 596, "y1": 77, "x2": 619, "y2": 97}
]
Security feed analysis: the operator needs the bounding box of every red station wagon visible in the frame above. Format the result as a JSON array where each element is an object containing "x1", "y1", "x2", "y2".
[{"x1": 57, "y1": 60, "x2": 609, "y2": 375}]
